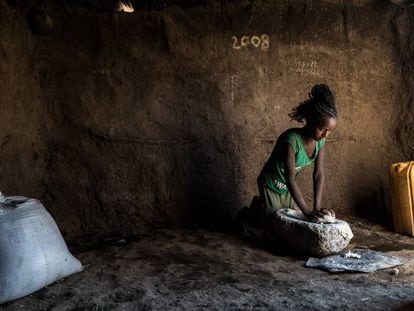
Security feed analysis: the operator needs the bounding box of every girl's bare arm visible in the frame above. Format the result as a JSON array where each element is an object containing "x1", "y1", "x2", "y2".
[
  {"x1": 282, "y1": 143, "x2": 313, "y2": 216},
  {"x1": 313, "y1": 147, "x2": 335, "y2": 217},
  {"x1": 313, "y1": 146, "x2": 325, "y2": 211}
]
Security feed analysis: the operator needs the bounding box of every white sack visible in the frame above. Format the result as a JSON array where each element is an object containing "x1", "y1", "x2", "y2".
[{"x1": 0, "y1": 195, "x2": 83, "y2": 304}]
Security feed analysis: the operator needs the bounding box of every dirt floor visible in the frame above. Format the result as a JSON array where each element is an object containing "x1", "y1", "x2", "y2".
[{"x1": 1, "y1": 220, "x2": 414, "y2": 311}]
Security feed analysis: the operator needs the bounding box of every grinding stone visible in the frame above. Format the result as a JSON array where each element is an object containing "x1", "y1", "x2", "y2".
[{"x1": 271, "y1": 209, "x2": 353, "y2": 256}]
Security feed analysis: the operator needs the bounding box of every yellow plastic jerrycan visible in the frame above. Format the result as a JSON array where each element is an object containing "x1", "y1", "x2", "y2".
[{"x1": 389, "y1": 161, "x2": 414, "y2": 236}]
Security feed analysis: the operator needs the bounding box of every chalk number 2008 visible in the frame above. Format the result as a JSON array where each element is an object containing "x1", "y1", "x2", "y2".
[{"x1": 232, "y1": 35, "x2": 270, "y2": 51}]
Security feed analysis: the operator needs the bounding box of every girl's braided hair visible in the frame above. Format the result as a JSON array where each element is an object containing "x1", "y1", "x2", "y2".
[{"x1": 289, "y1": 84, "x2": 337, "y2": 124}]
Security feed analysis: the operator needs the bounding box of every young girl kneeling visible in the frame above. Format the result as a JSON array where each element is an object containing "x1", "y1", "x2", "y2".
[{"x1": 257, "y1": 84, "x2": 337, "y2": 228}]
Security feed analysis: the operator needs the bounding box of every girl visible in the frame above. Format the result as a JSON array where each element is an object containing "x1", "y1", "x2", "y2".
[{"x1": 257, "y1": 84, "x2": 337, "y2": 228}]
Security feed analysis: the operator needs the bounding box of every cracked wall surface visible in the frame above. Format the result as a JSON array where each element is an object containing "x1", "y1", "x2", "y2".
[{"x1": 0, "y1": 0, "x2": 412, "y2": 240}]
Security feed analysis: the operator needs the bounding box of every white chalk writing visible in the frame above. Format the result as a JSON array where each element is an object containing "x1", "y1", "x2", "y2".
[
  {"x1": 288, "y1": 59, "x2": 321, "y2": 77},
  {"x1": 232, "y1": 34, "x2": 270, "y2": 51}
]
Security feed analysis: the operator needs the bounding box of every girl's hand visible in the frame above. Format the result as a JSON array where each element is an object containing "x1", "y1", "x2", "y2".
[
  {"x1": 319, "y1": 208, "x2": 335, "y2": 218},
  {"x1": 305, "y1": 210, "x2": 324, "y2": 222}
]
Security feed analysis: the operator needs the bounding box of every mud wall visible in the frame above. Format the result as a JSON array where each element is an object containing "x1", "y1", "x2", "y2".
[{"x1": 0, "y1": 0, "x2": 412, "y2": 239}]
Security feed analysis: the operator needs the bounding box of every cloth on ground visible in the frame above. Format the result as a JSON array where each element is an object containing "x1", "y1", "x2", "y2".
[{"x1": 305, "y1": 248, "x2": 409, "y2": 273}]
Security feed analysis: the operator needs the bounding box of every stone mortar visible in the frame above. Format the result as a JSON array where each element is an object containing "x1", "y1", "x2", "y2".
[{"x1": 271, "y1": 209, "x2": 354, "y2": 256}]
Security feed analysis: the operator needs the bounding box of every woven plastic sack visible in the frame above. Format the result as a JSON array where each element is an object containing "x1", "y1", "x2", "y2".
[{"x1": 0, "y1": 195, "x2": 83, "y2": 304}]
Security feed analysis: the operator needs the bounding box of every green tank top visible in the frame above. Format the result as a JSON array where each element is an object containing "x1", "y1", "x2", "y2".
[{"x1": 260, "y1": 128, "x2": 326, "y2": 194}]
